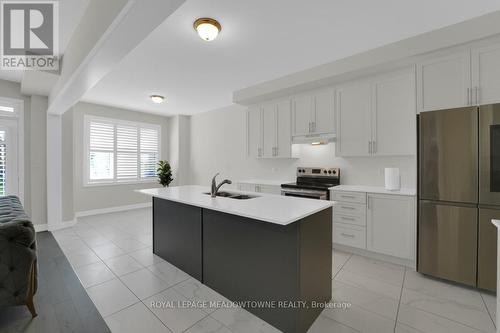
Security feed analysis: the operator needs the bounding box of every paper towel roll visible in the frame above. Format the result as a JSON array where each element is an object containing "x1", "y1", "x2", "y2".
[{"x1": 385, "y1": 168, "x2": 400, "y2": 191}]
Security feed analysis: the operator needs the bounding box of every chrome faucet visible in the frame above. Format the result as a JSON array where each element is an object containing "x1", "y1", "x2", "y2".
[{"x1": 211, "y1": 173, "x2": 232, "y2": 197}]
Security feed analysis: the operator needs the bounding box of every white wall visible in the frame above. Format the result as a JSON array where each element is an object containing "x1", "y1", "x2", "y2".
[
  {"x1": 29, "y1": 96, "x2": 47, "y2": 225},
  {"x1": 189, "y1": 104, "x2": 416, "y2": 188},
  {"x1": 168, "y1": 115, "x2": 190, "y2": 186}
]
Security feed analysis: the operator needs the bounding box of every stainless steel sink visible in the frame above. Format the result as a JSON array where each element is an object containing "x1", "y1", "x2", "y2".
[{"x1": 203, "y1": 192, "x2": 259, "y2": 200}]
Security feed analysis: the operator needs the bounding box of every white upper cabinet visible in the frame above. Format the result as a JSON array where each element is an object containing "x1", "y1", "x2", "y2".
[
  {"x1": 292, "y1": 94, "x2": 313, "y2": 136},
  {"x1": 275, "y1": 100, "x2": 292, "y2": 158},
  {"x1": 312, "y1": 89, "x2": 335, "y2": 135},
  {"x1": 417, "y1": 51, "x2": 471, "y2": 112},
  {"x1": 372, "y1": 69, "x2": 416, "y2": 156},
  {"x1": 247, "y1": 106, "x2": 262, "y2": 158},
  {"x1": 336, "y1": 81, "x2": 372, "y2": 157},
  {"x1": 367, "y1": 194, "x2": 415, "y2": 260},
  {"x1": 472, "y1": 43, "x2": 500, "y2": 105},
  {"x1": 247, "y1": 99, "x2": 292, "y2": 159},
  {"x1": 262, "y1": 103, "x2": 276, "y2": 158},
  {"x1": 292, "y1": 90, "x2": 335, "y2": 138},
  {"x1": 336, "y1": 68, "x2": 416, "y2": 157}
]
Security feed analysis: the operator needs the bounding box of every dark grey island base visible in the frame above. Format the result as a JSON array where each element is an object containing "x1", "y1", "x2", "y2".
[{"x1": 152, "y1": 197, "x2": 332, "y2": 333}]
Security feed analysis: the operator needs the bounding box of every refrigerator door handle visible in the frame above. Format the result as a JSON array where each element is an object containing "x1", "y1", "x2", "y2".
[{"x1": 419, "y1": 199, "x2": 478, "y2": 208}]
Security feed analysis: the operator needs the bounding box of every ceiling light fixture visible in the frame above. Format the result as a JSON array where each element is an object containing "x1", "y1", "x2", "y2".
[
  {"x1": 311, "y1": 141, "x2": 326, "y2": 146},
  {"x1": 193, "y1": 17, "x2": 221, "y2": 41},
  {"x1": 150, "y1": 95, "x2": 165, "y2": 104}
]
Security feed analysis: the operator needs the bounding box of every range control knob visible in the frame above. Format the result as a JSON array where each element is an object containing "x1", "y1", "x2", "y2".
[
  {"x1": 323, "y1": 170, "x2": 328, "y2": 174},
  {"x1": 328, "y1": 170, "x2": 332, "y2": 174},
  {"x1": 332, "y1": 170, "x2": 337, "y2": 175}
]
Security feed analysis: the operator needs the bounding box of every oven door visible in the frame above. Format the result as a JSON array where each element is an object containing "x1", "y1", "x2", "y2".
[{"x1": 281, "y1": 188, "x2": 327, "y2": 200}]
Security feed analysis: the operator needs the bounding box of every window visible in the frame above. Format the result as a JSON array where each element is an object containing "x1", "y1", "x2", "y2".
[{"x1": 85, "y1": 116, "x2": 161, "y2": 185}]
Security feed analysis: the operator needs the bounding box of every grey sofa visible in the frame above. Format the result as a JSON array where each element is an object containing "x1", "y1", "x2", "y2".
[{"x1": 0, "y1": 195, "x2": 37, "y2": 317}]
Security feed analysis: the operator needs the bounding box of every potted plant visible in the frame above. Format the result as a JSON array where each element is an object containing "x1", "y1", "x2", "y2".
[{"x1": 157, "y1": 160, "x2": 173, "y2": 187}]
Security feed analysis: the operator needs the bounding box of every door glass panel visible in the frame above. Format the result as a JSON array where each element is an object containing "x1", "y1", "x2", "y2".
[
  {"x1": 0, "y1": 130, "x2": 5, "y2": 196},
  {"x1": 490, "y1": 124, "x2": 500, "y2": 192}
]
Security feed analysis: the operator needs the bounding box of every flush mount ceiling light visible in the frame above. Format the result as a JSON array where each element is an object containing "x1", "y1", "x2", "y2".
[
  {"x1": 193, "y1": 17, "x2": 221, "y2": 41},
  {"x1": 150, "y1": 95, "x2": 165, "y2": 104}
]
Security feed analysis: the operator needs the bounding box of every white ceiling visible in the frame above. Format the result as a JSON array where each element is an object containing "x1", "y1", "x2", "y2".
[
  {"x1": 0, "y1": 0, "x2": 90, "y2": 83},
  {"x1": 7, "y1": 0, "x2": 500, "y2": 114}
]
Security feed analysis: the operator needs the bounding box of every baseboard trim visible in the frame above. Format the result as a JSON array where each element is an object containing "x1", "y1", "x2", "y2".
[
  {"x1": 333, "y1": 243, "x2": 416, "y2": 269},
  {"x1": 48, "y1": 219, "x2": 77, "y2": 232},
  {"x1": 75, "y1": 202, "x2": 152, "y2": 218},
  {"x1": 34, "y1": 224, "x2": 48, "y2": 232}
]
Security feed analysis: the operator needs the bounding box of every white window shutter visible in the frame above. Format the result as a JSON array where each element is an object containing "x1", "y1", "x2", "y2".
[
  {"x1": 89, "y1": 121, "x2": 114, "y2": 180},
  {"x1": 140, "y1": 128, "x2": 159, "y2": 178},
  {"x1": 116, "y1": 125, "x2": 138, "y2": 180},
  {"x1": 86, "y1": 117, "x2": 160, "y2": 184},
  {"x1": 89, "y1": 122, "x2": 114, "y2": 151}
]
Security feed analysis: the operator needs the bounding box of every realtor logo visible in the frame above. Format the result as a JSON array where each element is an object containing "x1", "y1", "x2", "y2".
[{"x1": 1, "y1": 0, "x2": 59, "y2": 70}]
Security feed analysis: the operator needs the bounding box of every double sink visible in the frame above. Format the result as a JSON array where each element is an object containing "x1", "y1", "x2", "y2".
[{"x1": 203, "y1": 191, "x2": 259, "y2": 200}]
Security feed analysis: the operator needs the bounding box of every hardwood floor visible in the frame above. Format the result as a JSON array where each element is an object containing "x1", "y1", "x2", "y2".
[{"x1": 0, "y1": 231, "x2": 110, "y2": 333}]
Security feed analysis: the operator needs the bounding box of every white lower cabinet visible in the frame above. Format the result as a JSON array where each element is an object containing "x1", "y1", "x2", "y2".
[
  {"x1": 332, "y1": 189, "x2": 416, "y2": 261},
  {"x1": 333, "y1": 223, "x2": 366, "y2": 249},
  {"x1": 238, "y1": 182, "x2": 281, "y2": 195},
  {"x1": 332, "y1": 192, "x2": 367, "y2": 249},
  {"x1": 367, "y1": 194, "x2": 416, "y2": 260}
]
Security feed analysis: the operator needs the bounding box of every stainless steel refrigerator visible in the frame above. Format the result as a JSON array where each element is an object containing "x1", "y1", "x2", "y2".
[{"x1": 418, "y1": 104, "x2": 500, "y2": 291}]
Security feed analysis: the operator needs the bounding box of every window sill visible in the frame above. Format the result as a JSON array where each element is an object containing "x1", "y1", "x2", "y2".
[{"x1": 84, "y1": 179, "x2": 159, "y2": 187}]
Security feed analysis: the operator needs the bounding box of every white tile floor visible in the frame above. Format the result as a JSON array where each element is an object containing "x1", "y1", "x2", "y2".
[{"x1": 52, "y1": 208, "x2": 497, "y2": 333}]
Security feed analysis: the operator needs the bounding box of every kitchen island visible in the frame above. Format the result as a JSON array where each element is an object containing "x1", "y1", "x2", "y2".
[{"x1": 138, "y1": 185, "x2": 333, "y2": 333}]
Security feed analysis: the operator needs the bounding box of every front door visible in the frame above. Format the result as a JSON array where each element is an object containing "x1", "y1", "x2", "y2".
[{"x1": 0, "y1": 119, "x2": 19, "y2": 197}]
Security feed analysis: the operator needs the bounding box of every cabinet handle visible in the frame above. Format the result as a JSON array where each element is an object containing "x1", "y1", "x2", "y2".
[
  {"x1": 367, "y1": 198, "x2": 370, "y2": 210},
  {"x1": 341, "y1": 233, "x2": 355, "y2": 238},
  {"x1": 312, "y1": 122, "x2": 316, "y2": 133},
  {"x1": 373, "y1": 141, "x2": 377, "y2": 154},
  {"x1": 475, "y1": 86, "x2": 479, "y2": 105},
  {"x1": 467, "y1": 87, "x2": 470, "y2": 106},
  {"x1": 340, "y1": 206, "x2": 355, "y2": 210},
  {"x1": 341, "y1": 195, "x2": 355, "y2": 199},
  {"x1": 368, "y1": 141, "x2": 372, "y2": 154},
  {"x1": 340, "y1": 216, "x2": 356, "y2": 221},
  {"x1": 308, "y1": 122, "x2": 312, "y2": 133},
  {"x1": 275, "y1": 147, "x2": 279, "y2": 156}
]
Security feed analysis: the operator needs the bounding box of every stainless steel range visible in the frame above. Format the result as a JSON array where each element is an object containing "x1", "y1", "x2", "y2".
[{"x1": 281, "y1": 167, "x2": 340, "y2": 200}]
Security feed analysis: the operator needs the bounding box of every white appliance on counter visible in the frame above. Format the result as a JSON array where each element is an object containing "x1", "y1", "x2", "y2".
[{"x1": 384, "y1": 167, "x2": 401, "y2": 191}]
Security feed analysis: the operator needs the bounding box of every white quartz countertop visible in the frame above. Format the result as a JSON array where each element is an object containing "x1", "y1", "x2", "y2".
[
  {"x1": 329, "y1": 185, "x2": 416, "y2": 196},
  {"x1": 238, "y1": 179, "x2": 293, "y2": 186},
  {"x1": 137, "y1": 185, "x2": 333, "y2": 225}
]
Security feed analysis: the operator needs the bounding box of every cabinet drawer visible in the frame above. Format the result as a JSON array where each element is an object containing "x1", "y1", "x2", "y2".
[
  {"x1": 334, "y1": 213, "x2": 366, "y2": 226},
  {"x1": 334, "y1": 202, "x2": 366, "y2": 216},
  {"x1": 332, "y1": 191, "x2": 366, "y2": 204},
  {"x1": 333, "y1": 223, "x2": 366, "y2": 249}
]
